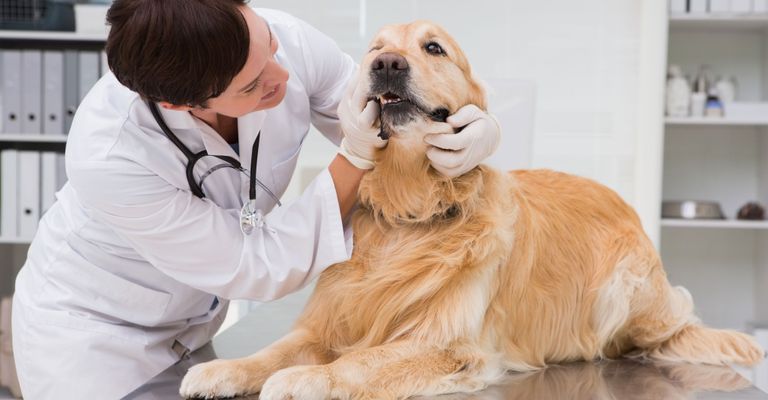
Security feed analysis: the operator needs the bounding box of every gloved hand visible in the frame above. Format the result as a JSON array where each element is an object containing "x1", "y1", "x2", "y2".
[
  {"x1": 337, "y1": 71, "x2": 385, "y2": 170},
  {"x1": 424, "y1": 104, "x2": 501, "y2": 178}
]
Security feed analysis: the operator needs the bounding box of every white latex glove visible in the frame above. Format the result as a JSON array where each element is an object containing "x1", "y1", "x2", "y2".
[
  {"x1": 424, "y1": 104, "x2": 501, "y2": 178},
  {"x1": 337, "y1": 71, "x2": 386, "y2": 170}
]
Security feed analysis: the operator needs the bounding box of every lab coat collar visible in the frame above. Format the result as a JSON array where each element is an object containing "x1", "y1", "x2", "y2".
[
  {"x1": 236, "y1": 111, "x2": 266, "y2": 169},
  {"x1": 155, "y1": 105, "x2": 266, "y2": 162}
]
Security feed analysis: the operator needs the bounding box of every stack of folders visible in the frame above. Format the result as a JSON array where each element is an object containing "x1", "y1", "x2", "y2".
[{"x1": 0, "y1": 48, "x2": 109, "y2": 240}]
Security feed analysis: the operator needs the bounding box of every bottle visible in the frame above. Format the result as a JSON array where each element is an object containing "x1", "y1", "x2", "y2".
[
  {"x1": 715, "y1": 75, "x2": 736, "y2": 104},
  {"x1": 692, "y1": 65, "x2": 713, "y2": 94},
  {"x1": 665, "y1": 65, "x2": 691, "y2": 117},
  {"x1": 690, "y1": 65, "x2": 712, "y2": 117},
  {"x1": 705, "y1": 88, "x2": 724, "y2": 117}
]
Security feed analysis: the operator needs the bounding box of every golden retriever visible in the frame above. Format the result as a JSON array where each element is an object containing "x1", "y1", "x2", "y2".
[{"x1": 180, "y1": 20, "x2": 765, "y2": 400}]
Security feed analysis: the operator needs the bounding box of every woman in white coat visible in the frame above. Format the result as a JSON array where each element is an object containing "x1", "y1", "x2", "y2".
[{"x1": 11, "y1": 0, "x2": 501, "y2": 398}]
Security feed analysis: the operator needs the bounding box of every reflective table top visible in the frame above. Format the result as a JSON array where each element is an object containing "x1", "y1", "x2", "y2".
[{"x1": 126, "y1": 308, "x2": 768, "y2": 400}]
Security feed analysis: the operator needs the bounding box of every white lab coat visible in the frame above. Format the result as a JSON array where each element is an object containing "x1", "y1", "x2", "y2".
[{"x1": 12, "y1": 9, "x2": 355, "y2": 399}]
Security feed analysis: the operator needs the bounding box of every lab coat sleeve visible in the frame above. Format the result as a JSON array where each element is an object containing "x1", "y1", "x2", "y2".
[
  {"x1": 297, "y1": 17, "x2": 357, "y2": 147},
  {"x1": 68, "y1": 157, "x2": 353, "y2": 301}
]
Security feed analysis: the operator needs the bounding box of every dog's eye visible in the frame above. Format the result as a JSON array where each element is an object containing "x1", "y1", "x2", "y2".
[{"x1": 425, "y1": 42, "x2": 445, "y2": 56}]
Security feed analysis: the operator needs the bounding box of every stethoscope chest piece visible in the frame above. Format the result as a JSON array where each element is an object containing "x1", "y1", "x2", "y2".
[{"x1": 240, "y1": 199, "x2": 265, "y2": 235}]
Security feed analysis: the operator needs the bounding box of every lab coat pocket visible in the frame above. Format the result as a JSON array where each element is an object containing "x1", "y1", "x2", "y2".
[
  {"x1": 271, "y1": 144, "x2": 303, "y2": 199},
  {"x1": 46, "y1": 246, "x2": 173, "y2": 328}
]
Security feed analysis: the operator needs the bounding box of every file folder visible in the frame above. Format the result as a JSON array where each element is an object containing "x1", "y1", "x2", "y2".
[
  {"x1": 56, "y1": 153, "x2": 67, "y2": 189},
  {"x1": 21, "y1": 50, "x2": 43, "y2": 135},
  {"x1": 18, "y1": 151, "x2": 41, "y2": 239},
  {"x1": 1, "y1": 50, "x2": 22, "y2": 134},
  {"x1": 43, "y1": 51, "x2": 65, "y2": 136},
  {"x1": 100, "y1": 50, "x2": 109, "y2": 76},
  {"x1": 1, "y1": 150, "x2": 18, "y2": 237},
  {"x1": 41, "y1": 152, "x2": 58, "y2": 214},
  {"x1": 63, "y1": 50, "x2": 79, "y2": 135},
  {"x1": 78, "y1": 51, "x2": 100, "y2": 103}
]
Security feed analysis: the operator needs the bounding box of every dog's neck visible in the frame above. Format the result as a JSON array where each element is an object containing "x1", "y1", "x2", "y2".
[{"x1": 358, "y1": 137, "x2": 484, "y2": 226}]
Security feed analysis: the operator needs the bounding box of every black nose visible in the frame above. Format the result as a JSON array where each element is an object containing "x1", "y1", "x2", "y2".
[{"x1": 371, "y1": 52, "x2": 409, "y2": 78}]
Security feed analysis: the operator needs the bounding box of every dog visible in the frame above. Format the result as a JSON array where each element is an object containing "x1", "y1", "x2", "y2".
[{"x1": 180, "y1": 20, "x2": 765, "y2": 400}]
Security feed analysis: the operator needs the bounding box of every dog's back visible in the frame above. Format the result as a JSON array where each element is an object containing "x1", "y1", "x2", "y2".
[{"x1": 488, "y1": 169, "x2": 764, "y2": 368}]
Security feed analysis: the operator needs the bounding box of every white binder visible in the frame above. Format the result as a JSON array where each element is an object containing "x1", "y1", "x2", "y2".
[
  {"x1": 56, "y1": 153, "x2": 67, "y2": 189},
  {"x1": 41, "y1": 152, "x2": 59, "y2": 214},
  {"x1": 18, "y1": 151, "x2": 41, "y2": 239},
  {"x1": 21, "y1": 50, "x2": 43, "y2": 135},
  {"x1": 63, "y1": 50, "x2": 79, "y2": 135},
  {"x1": 78, "y1": 51, "x2": 100, "y2": 103},
  {"x1": 0, "y1": 149, "x2": 18, "y2": 237},
  {"x1": 43, "y1": 50, "x2": 65, "y2": 136},
  {"x1": 1, "y1": 50, "x2": 22, "y2": 134},
  {"x1": 100, "y1": 50, "x2": 109, "y2": 76}
]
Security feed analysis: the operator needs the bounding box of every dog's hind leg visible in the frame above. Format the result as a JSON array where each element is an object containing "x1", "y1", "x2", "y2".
[
  {"x1": 259, "y1": 341, "x2": 505, "y2": 400},
  {"x1": 179, "y1": 327, "x2": 333, "y2": 399},
  {"x1": 625, "y1": 262, "x2": 765, "y2": 367}
]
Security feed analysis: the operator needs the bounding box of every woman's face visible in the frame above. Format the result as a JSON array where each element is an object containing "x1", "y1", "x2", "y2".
[{"x1": 198, "y1": 6, "x2": 290, "y2": 118}]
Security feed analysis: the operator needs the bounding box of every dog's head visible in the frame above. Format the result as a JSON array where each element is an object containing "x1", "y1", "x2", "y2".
[{"x1": 355, "y1": 20, "x2": 487, "y2": 143}]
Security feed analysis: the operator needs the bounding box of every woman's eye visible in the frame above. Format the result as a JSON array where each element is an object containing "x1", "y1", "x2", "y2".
[{"x1": 425, "y1": 42, "x2": 445, "y2": 55}]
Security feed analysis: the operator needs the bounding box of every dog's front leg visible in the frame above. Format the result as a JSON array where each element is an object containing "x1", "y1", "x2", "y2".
[
  {"x1": 260, "y1": 341, "x2": 503, "y2": 400},
  {"x1": 179, "y1": 327, "x2": 332, "y2": 399}
]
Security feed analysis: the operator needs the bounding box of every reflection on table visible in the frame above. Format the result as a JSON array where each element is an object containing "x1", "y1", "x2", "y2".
[{"x1": 126, "y1": 345, "x2": 768, "y2": 399}]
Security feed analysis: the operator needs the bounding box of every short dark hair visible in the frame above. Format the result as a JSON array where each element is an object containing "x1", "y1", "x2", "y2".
[{"x1": 106, "y1": 0, "x2": 250, "y2": 107}]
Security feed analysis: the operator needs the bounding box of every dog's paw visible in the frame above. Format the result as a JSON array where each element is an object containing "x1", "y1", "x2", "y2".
[
  {"x1": 260, "y1": 365, "x2": 347, "y2": 400},
  {"x1": 179, "y1": 359, "x2": 254, "y2": 399}
]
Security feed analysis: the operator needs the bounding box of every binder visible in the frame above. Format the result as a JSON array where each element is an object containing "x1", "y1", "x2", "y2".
[
  {"x1": 18, "y1": 151, "x2": 41, "y2": 239},
  {"x1": 100, "y1": 50, "x2": 109, "y2": 76},
  {"x1": 41, "y1": 152, "x2": 59, "y2": 214},
  {"x1": 710, "y1": 0, "x2": 731, "y2": 12},
  {"x1": 1, "y1": 50, "x2": 22, "y2": 134},
  {"x1": 78, "y1": 51, "x2": 100, "y2": 103},
  {"x1": 0, "y1": 150, "x2": 18, "y2": 237},
  {"x1": 63, "y1": 50, "x2": 79, "y2": 134},
  {"x1": 56, "y1": 153, "x2": 67, "y2": 189},
  {"x1": 21, "y1": 49, "x2": 43, "y2": 135},
  {"x1": 43, "y1": 50, "x2": 65, "y2": 136}
]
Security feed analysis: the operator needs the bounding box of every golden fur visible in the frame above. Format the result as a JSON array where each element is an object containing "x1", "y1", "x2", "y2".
[{"x1": 180, "y1": 20, "x2": 765, "y2": 400}]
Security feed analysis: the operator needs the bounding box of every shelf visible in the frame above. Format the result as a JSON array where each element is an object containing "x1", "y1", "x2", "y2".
[
  {"x1": 0, "y1": 30, "x2": 107, "y2": 42},
  {"x1": 0, "y1": 237, "x2": 32, "y2": 245},
  {"x1": 665, "y1": 117, "x2": 768, "y2": 126},
  {"x1": 661, "y1": 219, "x2": 768, "y2": 229},
  {"x1": 670, "y1": 14, "x2": 768, "y2": 30},
  {"x1": 0, "y1": 134, "x2": 67, "y2": 143}
]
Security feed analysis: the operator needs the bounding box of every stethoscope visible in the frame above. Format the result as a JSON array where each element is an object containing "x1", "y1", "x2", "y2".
[{"x1": 147, "y1": 101, "x2": 281, "y2": 235}]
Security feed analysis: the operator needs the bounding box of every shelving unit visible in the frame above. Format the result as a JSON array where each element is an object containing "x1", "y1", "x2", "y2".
[
  {"x1": 661, "y1": 13, "x2": 768, "y2": 337},
  {"x1": 670, "y1": 14, "x2": 768, "y2": 30},
  {"x1": 0, "y1": 30, "x2": 107, "y2": 297},
  {"x1": 661, "y1": 219, "x2": 768, "y2": 229},
  {"x1": 665, "y1": 116, "x2": 768, "y2": 126}
]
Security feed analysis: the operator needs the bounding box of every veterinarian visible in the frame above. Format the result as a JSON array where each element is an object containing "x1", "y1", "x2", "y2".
[{"x1": 11, "y1": 0, "x2": 501, "y2": 398}]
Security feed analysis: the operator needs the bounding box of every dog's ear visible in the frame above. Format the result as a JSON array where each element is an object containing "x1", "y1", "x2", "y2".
[{"x1": 466, "y1": 75, "x2": 488, "y2": 112}]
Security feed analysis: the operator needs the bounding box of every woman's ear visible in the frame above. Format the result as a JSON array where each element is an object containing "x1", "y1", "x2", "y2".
[{"x1": 158, "y1": 101, "x2": 195, "y2": 112}]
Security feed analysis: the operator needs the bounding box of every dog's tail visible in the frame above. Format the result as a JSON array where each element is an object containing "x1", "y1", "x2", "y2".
[{"x1": 645, "y1": 324, "x2": 765, "y2": 367}]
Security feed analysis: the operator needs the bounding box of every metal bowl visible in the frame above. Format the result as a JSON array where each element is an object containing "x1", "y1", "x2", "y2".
[{"x1": 662, "y1": 201, "x2": 725, "y2": 220}]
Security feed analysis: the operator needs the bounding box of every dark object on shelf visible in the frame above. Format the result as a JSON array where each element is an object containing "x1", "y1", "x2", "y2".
[
  {"x1": 661, "y1": 200, "x2": 725, "y2": 220},
  {"x1": 737, "y1": 202, "x2": 765, "y2": 221},
  {"x1": 0, "y1": 0, "x2": 75, "y2": 31}
]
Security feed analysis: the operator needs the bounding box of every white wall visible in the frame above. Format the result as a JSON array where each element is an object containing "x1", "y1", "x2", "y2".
[{"x1": 264, "y1": 0, "x2": 660, "y2": 213}]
